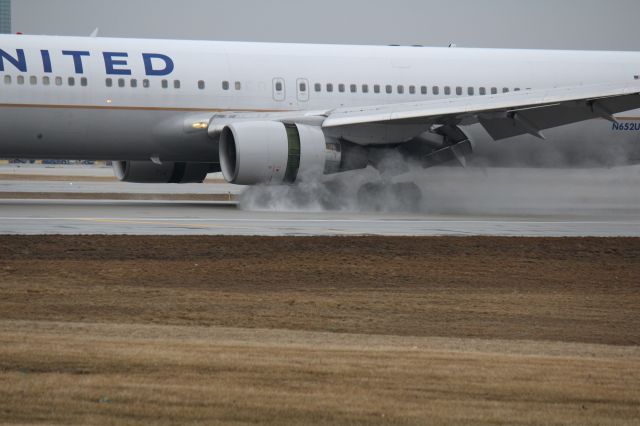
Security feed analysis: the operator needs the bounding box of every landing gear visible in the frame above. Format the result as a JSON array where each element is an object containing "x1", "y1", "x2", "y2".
[{"x1": 357, "y1": 181, "x2": 422, "y2": 212}]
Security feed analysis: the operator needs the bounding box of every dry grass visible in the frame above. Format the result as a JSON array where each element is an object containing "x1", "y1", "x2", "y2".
[
  {"x1": 1, "y1": 321, "x2": 639, "y2": 425},
  {"x1": 0, "y1": 236, "x2": 639, "y2": 424}
]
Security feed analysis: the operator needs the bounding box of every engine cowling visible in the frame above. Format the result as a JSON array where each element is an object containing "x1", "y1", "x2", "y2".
[
  {"x1": 219, "y1": 121, "x2": 346, "y2": 185},
  {"x1": 113, "y1": 161, "x2": 218, "y2": 183}
]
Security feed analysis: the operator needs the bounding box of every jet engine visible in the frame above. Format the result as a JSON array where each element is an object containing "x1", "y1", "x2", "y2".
[
  {"x1": 219, "y1": 121, "x2": 353, "y2": 185},
  {"x1": 113, "y1": 161, "x2": 218, "y2": 183}
]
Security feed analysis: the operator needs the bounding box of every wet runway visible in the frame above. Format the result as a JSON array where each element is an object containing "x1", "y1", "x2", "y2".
[
  {"x1": 1, "y1": 199, "x2": 639, "y2": 236},
  {"x1": 0, "y1": 165, "x2": 639, "y2": 236}
]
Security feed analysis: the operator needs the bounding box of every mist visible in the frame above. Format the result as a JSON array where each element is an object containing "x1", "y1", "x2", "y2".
[{"x1": 239, "y1": 122, "x2": 640, "y2": 217}]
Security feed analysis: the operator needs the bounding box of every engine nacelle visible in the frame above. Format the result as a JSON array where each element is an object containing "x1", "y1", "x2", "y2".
[
  {"x1": 219, "y1": 121, "x2": 345, "y2": 185},
  {"x1": 113, "y1": 161, "x2": 218, "y2": 183}
]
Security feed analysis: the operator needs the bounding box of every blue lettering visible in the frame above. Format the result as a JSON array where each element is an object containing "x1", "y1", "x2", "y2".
[
  {"x1": 0, "y1": 48, "x2": 27, "y2": 72},
  {"x1": 103, "y1": 52, "x2": 132, "y2": 75},
  {"x1": 40, "y1": 50, "x2": 52, "y2": 73},
  {"x1": 142, "y1": 53, "x2": 174, "y2": 76},
  {"x1": 62, "y1": 50, "x2": 90, "y2": 74}
]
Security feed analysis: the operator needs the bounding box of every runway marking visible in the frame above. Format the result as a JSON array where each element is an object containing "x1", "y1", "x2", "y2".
[{"x1": 0, "y1": 217, "x2": 639, "y2": 226}]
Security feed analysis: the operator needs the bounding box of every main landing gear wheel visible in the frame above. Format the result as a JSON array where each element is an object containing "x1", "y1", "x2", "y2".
[{"x1": 357, "y1": 182, "x2": 422, "y2": 212}]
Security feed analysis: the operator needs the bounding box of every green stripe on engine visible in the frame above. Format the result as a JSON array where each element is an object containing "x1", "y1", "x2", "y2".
[{"x1": 283, "y1": 124, "x2": 301, "y2": 184}]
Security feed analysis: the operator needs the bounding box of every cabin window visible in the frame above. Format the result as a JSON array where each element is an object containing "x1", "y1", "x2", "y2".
[
  {"x1": 174, "y1": 80, "x2": 181, "y2": 89},
  {"x1": 314, "y1": 83, "x2": 321, "y2": 92},
  {"x1": 444, "y1": 86, "x2": 451, "y2": 95},
  {"x1": 234, "y1": 81, "x2": 241, "y2": 90},
  {"x1": 409, "y1": 85, "x2": 416, "y2": 94},
  {"x1": 4, "y1": 75, "x2": 11, "y2": 84},
  {"x1": 421, "y1": 86, "x2": 428, "y2": 95},
  {"x1": 162, "y1": 79, "x2": 169, "y2": 89},
  {"x1": 362, "y1": 84, "x2": 369, "y2": 93},
  {"x1": 299, "y1": 82, "x2": 307, "y2": 92},
  {"x1": 386, "y1": 85, "x2": 392, "y2": 94},
  {"x1": 456, "y1": 86, "x2": 463, "y2": 96},
  {"x1": 130, "y1": 79, "x2": 137, "y2": 88},
  {"x1": 491, "y1": 87, "x2": 497, "y2": 95},
  {"x1": 106, "y1": 78, "x2": 113, "y2": 87},
  {"x1": 198, "y1": 80, "x2": 205, "y2": 90},
  {"x1": 42, "y1": 76, "x2": 50, "y2": 86},
  {"x1": 222, "y1": 81, "x2": 229, "y2": 90},
  {"x1": 503, "y1": 87, "x2": 509, "y2": 93},
  {"x1": 350, "y1": 84, "x2": 357, "y2": 93},
  {"x1": 55, "y1": 76, "x2": 62, "y2": 86},
  {"x1": 374, "y1": 84, "x2": 380, "y2": 93},
  {"x1": 338, "y1": 83, "x2": 345, "y2": 93},
  {"x1": 68, "y1": 77, "x2": 75, "y2": 87},
  {"x1": 80, "y1": 77, "x2": 88, "y2": 87},
  {"x1": 29, "y1": 76, "x2": 37, "y2": 85},
  {"x1": 326, "y1": 83, "x2": 333, "y2": 92},
  {"x1": 17, "y1": 75, "x2": 24, "y2": 85},
  {"x1": 143, "y1": 79, "x2": 150, "y2": 88},
  {"x1": 397, "y1": 85, "x2": 404, "y2": 94},
  {"x1": 479, "y1": 87, "x2": 486, "y2": 95},
  {"x1": 514, "y1": 87, "x2": 521, "y2": 92},
  {"x1": 433, "y1": 86, "x2": 440, "y2": 95},
  {"x1": 118, "y1": 78, "x2": 125, "y2": 88},
  {"x1": 468, "y1": 87, "x2": 474, "y2": 96}
]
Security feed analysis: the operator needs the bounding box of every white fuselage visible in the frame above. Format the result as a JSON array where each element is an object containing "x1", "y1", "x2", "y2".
[{"x1": 0, "y1": 34, "x2": 639, "y2": 162}]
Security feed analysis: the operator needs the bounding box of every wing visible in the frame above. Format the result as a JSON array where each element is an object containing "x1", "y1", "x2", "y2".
[{"x1": 321, "y1": 82, "x2": 640, "y2": 143}]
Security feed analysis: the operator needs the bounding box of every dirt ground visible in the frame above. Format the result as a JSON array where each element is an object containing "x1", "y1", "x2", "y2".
[{"x1": 0, "y1": 236, "x2": 639, "y2": 424}]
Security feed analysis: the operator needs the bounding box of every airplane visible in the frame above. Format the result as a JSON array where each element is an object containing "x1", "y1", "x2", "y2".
[{"x1": 1, "y1": 33, "x2": 640, "y2": 201}]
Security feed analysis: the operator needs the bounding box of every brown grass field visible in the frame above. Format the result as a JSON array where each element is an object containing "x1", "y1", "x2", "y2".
[{"x1": 0, "y1": 236, "x2": 639, "y2": 424}]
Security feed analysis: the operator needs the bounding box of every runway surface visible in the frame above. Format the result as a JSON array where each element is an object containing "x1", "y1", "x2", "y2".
[
  {"x1": 1, "y1": 199, "x2": 639, "y2": 236},
  {"x1": 1, "y1": 165, "x2": 639, "y2": 236}
]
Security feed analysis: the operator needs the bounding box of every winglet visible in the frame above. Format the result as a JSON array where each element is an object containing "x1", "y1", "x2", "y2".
[{"x1": 89, "y1": 28, "x2": 99, "y2": 38}]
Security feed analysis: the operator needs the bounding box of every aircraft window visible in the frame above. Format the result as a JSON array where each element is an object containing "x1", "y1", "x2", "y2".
[
  {"x1": 468, "y1": 87, "x2": 474, "y2": 96},
  {"x1": 362, "y1": 84, "x2": 369, "y2": 93},
  {"x1": 222, "y1": 81, "x2": 229, "y2": 90},
  {"x1": 234, "y1": 81, "x2": 241, "y2": 90},
  {"x1": 174, "y1": 80, "x2": 181, "y2": 89},
  {"x1": 326, "y1": 83, "x2": 333, "y2": 92},
  {"x1": 162, "y1": 79, "x2": 169, "y2": 89},
  {"x1": 55, "y1": 76, "x2": 62, "y2": 86},
  {"x1": 17, "y1": 75, "x2": 24, "y2": 85},
  {"x1": 68, "y1": 77, "x2": 75, "y2": 87},
  {"x1": 198, "y1": 80, "x2": 205, "y2": 90},
  {"x1": 143, "y1": 79, "x2": 150, "y2": 88},
  {"x1": 118, "y1": 78, "x2": 125, "y2": 88},
  {"x1": 386, "y1": 85, "x2": 392, "y2": 94},
  {"x1": 29, "y1": 76, "x2": 37, "y2": 85},
  {"x1": 479, "y1": 87, "x2": 486, "y2": 95},
  {"x1": 4, "y1": 75, "x2": 11, "y2": 84},
  {"x1": 80, "y1": 77, "x2": 88, "y2": 87},
  {"x1": 130, "y1": 79, "x2": 137, "y2": 88},
  {"x1": 397, "y1": 85, "x2": 404, "y2": 94},
  {"x1": 106, "y1": 78, "x2": 113, "y2": 87},
  {"x1": 433, "y1": 86, "x2": 440, "y2": 95},
  {"x1": 514, "y1": 87, "x2": 521, "y2": 92},
  {"x1": 502, "y1": 88, "x2": 509, "y2": 93},
  {"x1": 338, "y1": 84, "x2": 345, "y2": 93},
  {"x1": 299, "y1": 82, "x2": 307, "y2": 92},
  {"x1": 444, "y1": 86, "x2": 451, "y2": 95},
  {"x1": 421, "y1": 86, "x2": 427, "y2": 95},
  {"x1": 314, "y1": 83, "x2": 321, "y2": 92},
  {"x1": 350, "y1": 84, "x2": 357, "y2": 93},
  {"x1": 409, "y1": 85, "x2": 416, "y2": 94},
  {"x1": 456, "y1": 86, "x2": 463, "y2": 96},
  {"x1": 374, "y1": 84, "x2": 380, "y2": 93},
  {"x1": 491, "y1": 87, "x2": 497, "y2": 95},
  {"x1": 42, "y1": 76, "x2": 50, "y2": 86}
]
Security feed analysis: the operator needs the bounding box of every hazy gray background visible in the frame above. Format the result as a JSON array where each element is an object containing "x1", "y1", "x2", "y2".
[{"x1": 11, "y1": 0, "x2": 640, "y2": 50}]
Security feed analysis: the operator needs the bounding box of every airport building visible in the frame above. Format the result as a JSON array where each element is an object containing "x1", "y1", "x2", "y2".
[{"x1": 0, "y1": 0, "x2": 10, "y2": 34}]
